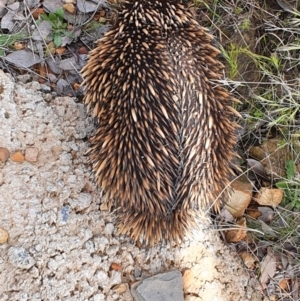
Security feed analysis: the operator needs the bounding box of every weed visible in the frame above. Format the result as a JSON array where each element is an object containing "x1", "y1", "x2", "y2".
[
  {"x1": 41, "y1": 8, "x2": 74, "y2": 47},
  {"x1": 0, "y1": 32, "x2": 26, "y2": 56},
  {"x1": 276, "y1": 160, "x2": 300, "y2": 210}
]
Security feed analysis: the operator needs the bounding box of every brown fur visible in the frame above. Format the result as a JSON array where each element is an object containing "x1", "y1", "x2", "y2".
[{"x1": 81, "y1": 0, "x2": 240, "y2": 245}]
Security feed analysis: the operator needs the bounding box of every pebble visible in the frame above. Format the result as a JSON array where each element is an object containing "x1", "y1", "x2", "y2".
[
  {"x1": 0, "y1": 147, "x2": 10, "y2": 162},
  {"x1": 93, "y1": 293, "x2": 105, "y2": 301},
  {"x1": 134, "y1": 266, "x2": 141, "y2": 278},
  {"x1": 104, "y1": 223, "x2": 114, "y2": 235},
  {"x1": 112, "y1": 283, "x2": 127, "y2": 294},
  {"x1": 40, "y1": 84, "x2": 51, "y2": 93},
  {"x1": 25, "y1": 147, "x2": 39, "y2": 162},
  {"x1": 8, "y1": 247, "x2": 36, "y2": 269},
  {"x1": 10, "y1": 151, "x2": 25, "y2": 163},
  {"x1": 131, "y1": 270, "x2": 184, "y2": 301},
  {"x1": 0, "y1": 226, "x2": 8, "y2": 243}
]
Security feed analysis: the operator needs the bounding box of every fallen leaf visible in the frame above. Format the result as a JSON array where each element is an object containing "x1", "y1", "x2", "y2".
[
  {"x1": 63, "y1": 3, "x2": 76, "y2": 14},
  {"x1": 225, "y1": 217, "x2": 247, "y2": 243},
  {"x1": 246, "y1": 207, "x2": 262, "y2": 219},
  {"x1": 38, "y1": 63, "x2": 47, "y2": 79},
  {"x1": 78, "y1": 46, "x2": 88, "y2": 54},
  {"x1": 260, "y1": 247, "x2": 276, "y2": 289},
  {"x1": 279, "y1": 278, "x2": 289, "y2": 291},
  {"x1": 77, "y1": 0, "x2": 104, "y2": 13},
  {"x1": 32, "y1": 20, "x2": 52, "y2": 41},
  {"x1": 14, "y1": 42, "x2": 25, "y2": 50},
  {"x1": 254, "y1": 188, "x2": 284, "y2": 207},
  {"x1": 240, "y1": 251, "x2": 256, "y2": 269},
  {"x1": 247, "y1": 158, "x2": 270, "y2": 181},
  {"x1": 55, "y1": 47, "x2": 67, "y2": 56},
  {"x1": 1, "y1": 2, "x2": 20, "y2": 32},
  {"x1": 257, "y1": 206, "x2": 274, "y2": 223},
  {"x1": 73, "y1": 82, "x2": 81, "y2": 90},
  {"x1": 31, "y1": 7, "x2": 45, "y2": 19}
]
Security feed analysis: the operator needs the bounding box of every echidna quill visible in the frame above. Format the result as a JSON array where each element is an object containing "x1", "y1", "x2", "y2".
[{"x1": 81, "y1": 0, "x2": 240, "y2": 245}]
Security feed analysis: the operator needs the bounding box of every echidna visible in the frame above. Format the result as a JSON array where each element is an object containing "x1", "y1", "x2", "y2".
[{"x1": 81, "y1": 0, "x2": 240, "y2": 245}]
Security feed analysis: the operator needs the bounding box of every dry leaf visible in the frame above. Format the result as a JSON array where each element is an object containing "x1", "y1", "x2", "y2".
[
  {"x1": 225, "y1": 217, "x2": 247, "y2": 243},
  {"x1": 226, "y1": 175, "x2": 253, "y2": 217},
  {"x1": 254, "y1": 188, "x2": 284, "y2": 207},
  {"x1": 38, "y1": 63, "x2": 47, "y2": 79},
  {"x1": 55, "y1": 47, "x2": 67, "y2": 56},
  {"x1": 63, "y1": 3, "x2": 76, "y2": 14},
  {"x1": 5, "y1": 50, "x2": 42, "y2": 68},
  {"x1": 257, "y1": 206, "x2": 274, "y2": 223},
  {"x1": 63, "y1": 0, "x2": 76, "y2": 4},
  {"x1": 14, "y1": 42, "x2": 25, "y2": 50},
  {"x1": 31, "y1": 7, "x2": 45, "y2": 19},
  {"x1": 247, "y1": 158, "x2": 270, "y2": 181},
  {"x1": 226, "y1": 190, "x2": 251, "y2": 218},
  {"x1": 78, "y1": 46, "x2": 88, "y2": 54},
  {"x1": 73, "y1": 82, "x2": 81, "y2": 90},
  {"x1": 240, "y1": 251, "x2": 256, "y2": 269},
  {"x1": 260, "y1": 248, "x2": 276, "y2": 289},
  {"x1": 279, "y1": 278, "x2": 289, "y2": 291},
  {"x1": 246, "y1": 207, "x2": 262, "y2": 219}
]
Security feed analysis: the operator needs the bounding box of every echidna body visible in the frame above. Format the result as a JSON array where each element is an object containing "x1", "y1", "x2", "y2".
[{"x1": 82, "y1": 0, "x2": 240, "y2": 245}]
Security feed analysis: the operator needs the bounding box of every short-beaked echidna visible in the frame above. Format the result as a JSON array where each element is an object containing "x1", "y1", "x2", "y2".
[{"x1": 81, "y1": 0, "x2": 240, "y2": 245}]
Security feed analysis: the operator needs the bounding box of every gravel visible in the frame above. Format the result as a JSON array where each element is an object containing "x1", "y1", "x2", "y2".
[{"x1": 0, "y1": 70, "x2": 256, "y2": 301}]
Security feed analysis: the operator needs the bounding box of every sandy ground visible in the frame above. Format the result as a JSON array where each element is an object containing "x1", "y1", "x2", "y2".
[{"x1": 0, "y1": 70, "x2": 257, "y2": 301}]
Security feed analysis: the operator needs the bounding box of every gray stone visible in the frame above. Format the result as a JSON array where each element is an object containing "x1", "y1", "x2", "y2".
[
  {"x1": 8, "y1": 247, "x2": 35, "y2": 269},
  {"x1": 131, "y1": 270, "x2": 184, "y2": 301}
]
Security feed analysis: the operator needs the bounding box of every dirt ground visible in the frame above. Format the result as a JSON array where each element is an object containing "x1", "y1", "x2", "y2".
[{"x1": 0, "y1": 70, "x2": 260, "y2": 301}]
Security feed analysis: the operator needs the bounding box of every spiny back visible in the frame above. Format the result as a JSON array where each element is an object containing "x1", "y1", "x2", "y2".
[{"x1": 81, "y1": 0, "x2": 240, "y2": 245}]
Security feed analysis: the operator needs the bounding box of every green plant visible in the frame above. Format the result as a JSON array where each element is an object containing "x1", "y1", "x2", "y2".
[
  {"x1": 276, "y1": 160, "x2": 300, "y2": 210},
  {"x1": 41, "y1": 7, "x2": 74, "y2": 47},
  {"x1": 0, "y1": 32, "x2": 26, "y2": 56}
]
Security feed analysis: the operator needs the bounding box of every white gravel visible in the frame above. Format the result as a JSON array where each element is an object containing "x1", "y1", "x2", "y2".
[{"x1": 0, "y1": 70, "x2": 255, "y2": 301}]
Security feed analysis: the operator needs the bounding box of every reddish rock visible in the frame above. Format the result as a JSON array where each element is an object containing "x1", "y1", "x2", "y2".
[
  {"x1": 0, "y1": 147, "x2": 10, "y2": 162},
  {"x1": 25, "y1": 147, "x2": 39, "y2": 162},
  {"x1": 0, "y1": 227, "x2": 8, "y2": 243},
  {"x1": 10, "y1": 151, "x2": 25, "y2": 163}
]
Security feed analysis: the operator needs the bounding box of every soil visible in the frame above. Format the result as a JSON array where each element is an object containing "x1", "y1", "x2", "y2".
[{"x1": 0, "y1": 71, "x2": 261, "y2": 301}]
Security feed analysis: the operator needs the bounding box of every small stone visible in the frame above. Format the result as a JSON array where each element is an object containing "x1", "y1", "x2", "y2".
[
  {"x1": 110, "y1": 262, "x2": 122, "y2": 271},
  {"x1": 104, "y1": 223, "x2": 114, "y2": 235},
  {"x1": 93, "y1": 293, "x2": 105, "y2": 301},
  {"x1": 10, "y1": 151, "x2": 25, "y2": 163},
  {"x1": 134, "y1": 266, "x2": 141, "y2": 278},
  {"x1": 112, "y1": 283, "x2": 127, "y2": 294},
  {"x1": 16, "y1": 74, "x2": 32, "y2": 83},
  {"x1": 0, "y1": 147, "x2": 10, "y2": 162},
  {"x1": 25, "y1": 147, "x2": 39, "y2": 162},
  {"x1": 132, "y1": 270, "x2": 184, "y2": 301},
  {"x1": 8, "y1": 247, "x2": 36, "y2": 269},
  {"x1": 40, "y1": 84, "x2": 51, "y2": 93},
  {"x1": 96, "y1": 270, "x2": 109, "y2": 284},
  {"x1": 0, "y1": 226, "x2": 9, "y2": 243}
]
